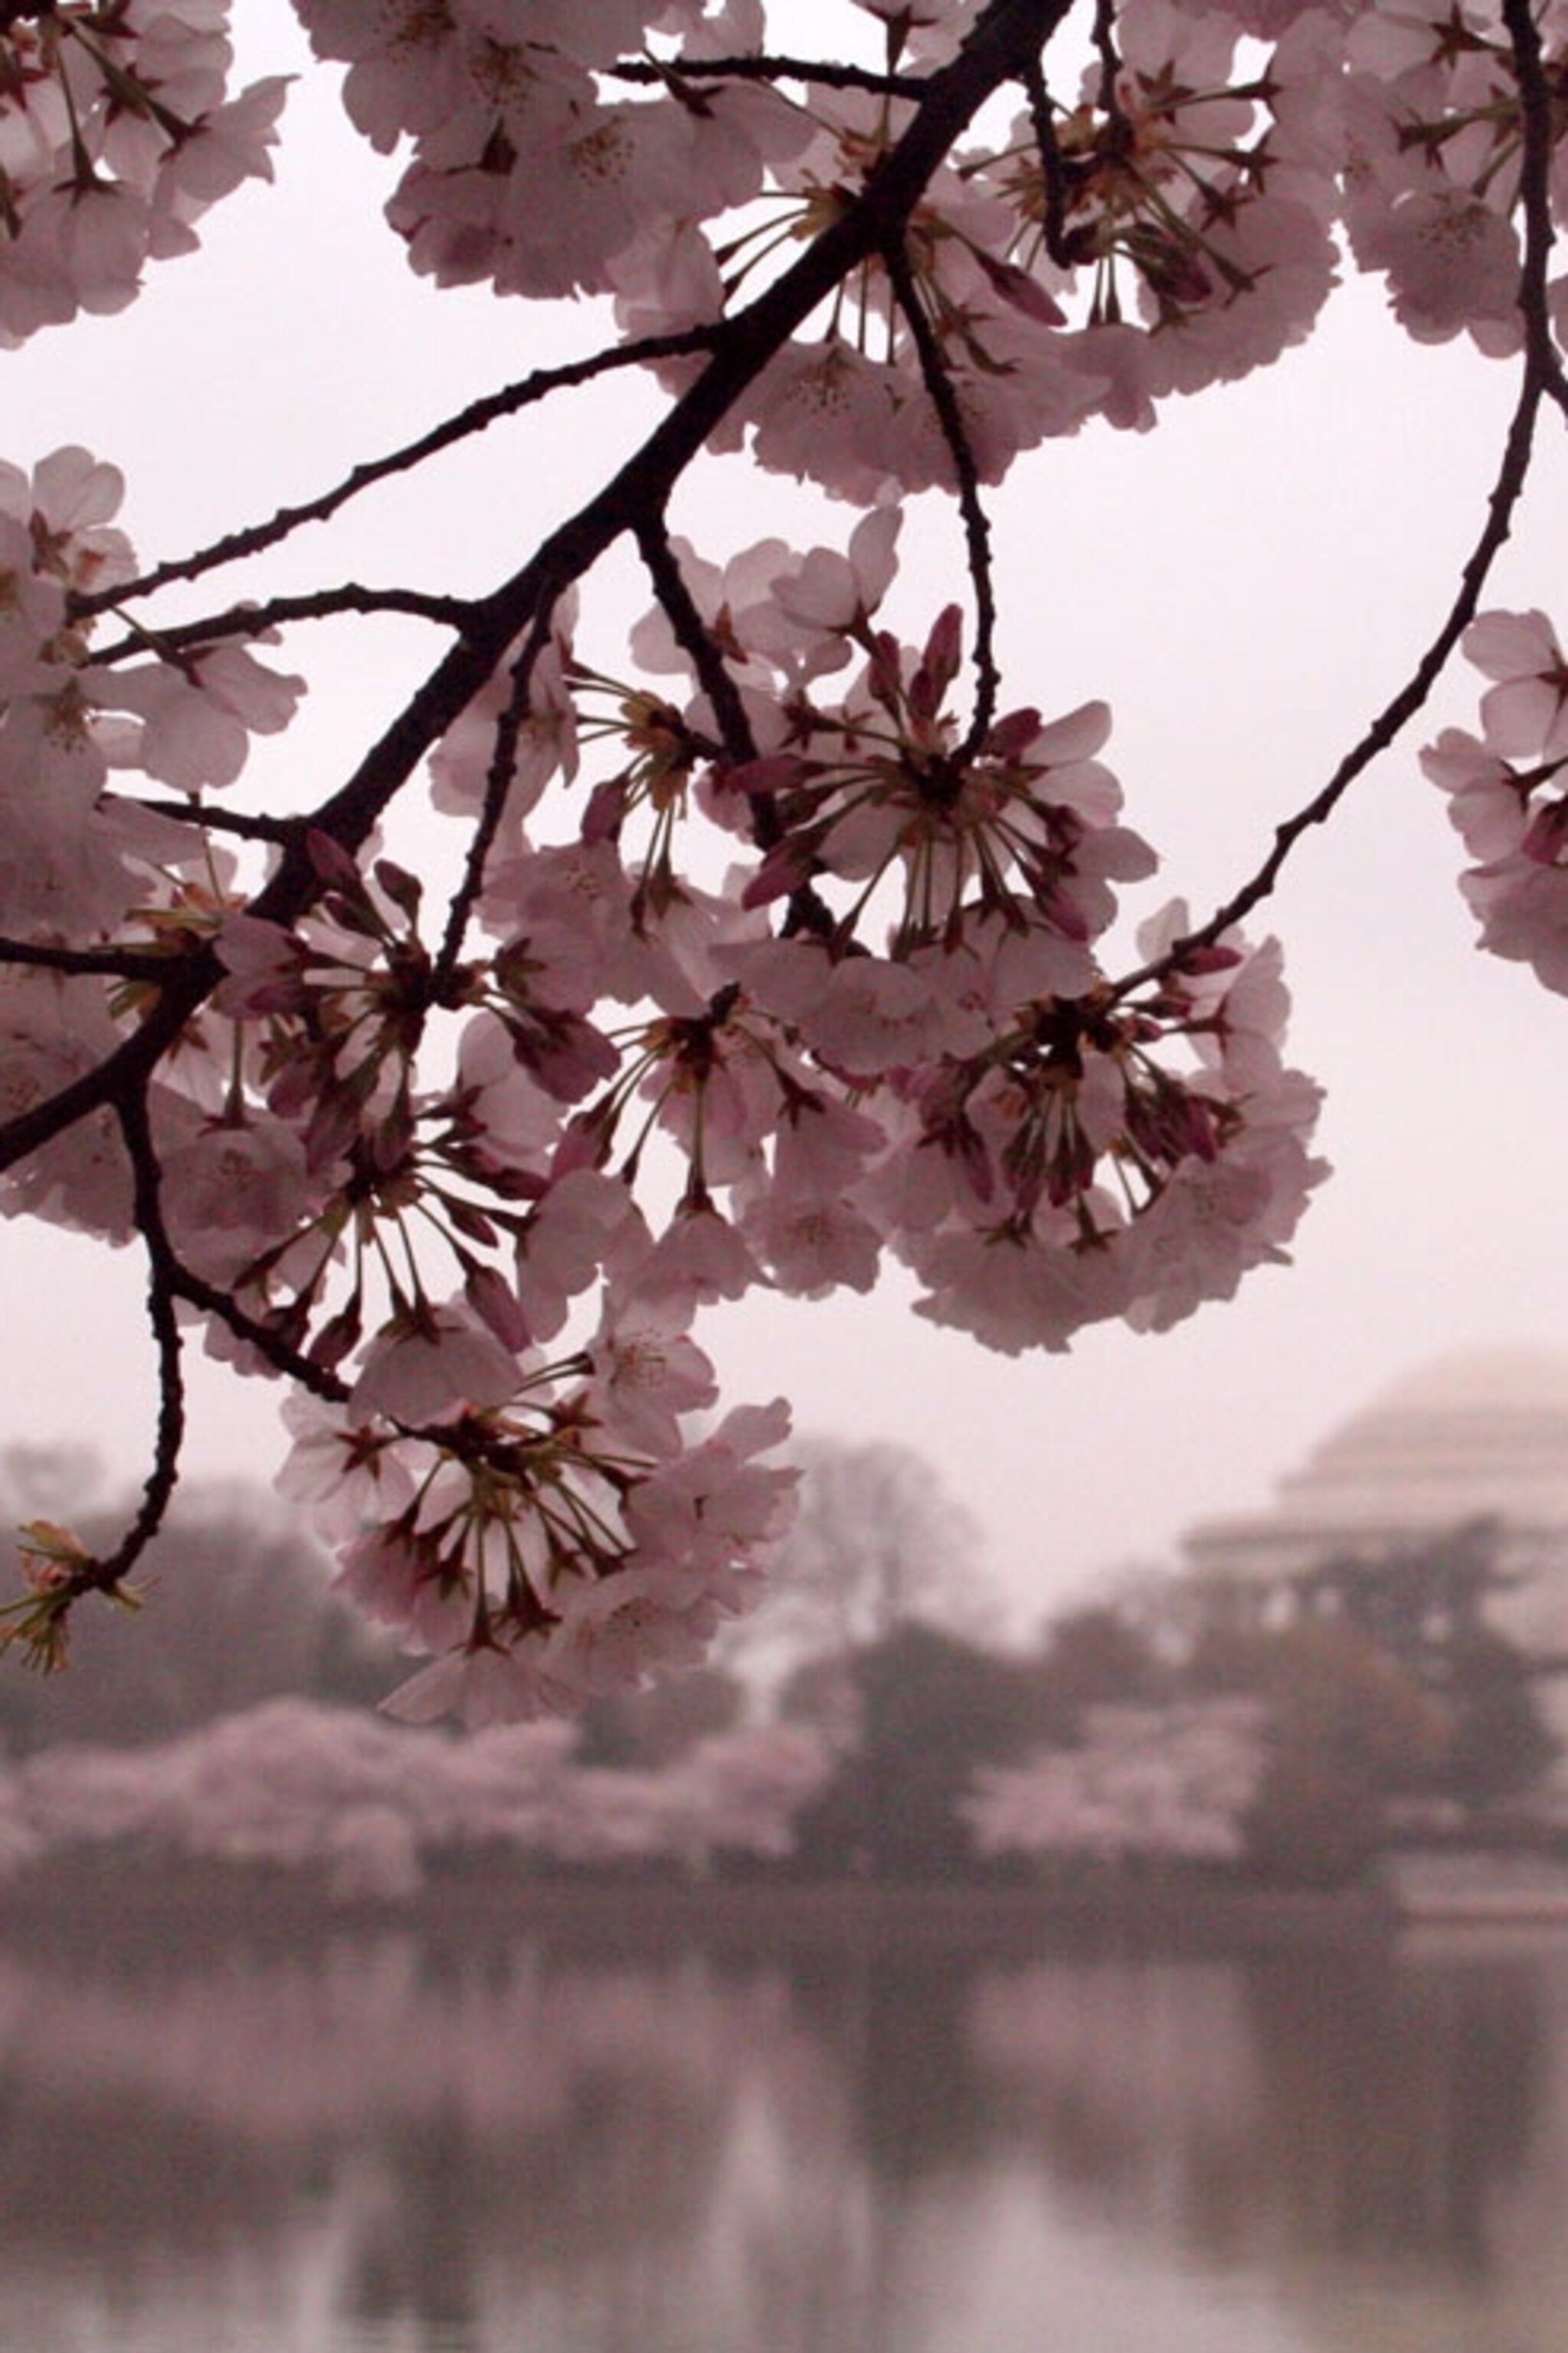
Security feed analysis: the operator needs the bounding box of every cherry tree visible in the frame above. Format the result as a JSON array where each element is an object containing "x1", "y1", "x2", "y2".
[
  {"x1": 964, "y1": 1696, "x2": 1268, "y2": 1864},
  {"x1": 0, "y1": 1697, "x2": 833, "y2": 1893},
  {"x1": 0, "y1": 0, "x2": 1563, "y2": 1722}
]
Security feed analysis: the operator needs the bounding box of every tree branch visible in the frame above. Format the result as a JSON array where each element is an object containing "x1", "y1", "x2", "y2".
[
  {"x1": 881, "y1": 234, "x2": 1001, "y2": 761},
  {"x1": 131, "y1": 800, "x2": 301, "y2": 845},
  {"x1": 637, "y1": 514, "x2": 764, "y2": 765},
  {"x1": 430, "y1": 610, "x2": 555, "y2": 996},
  {"x1": 1502, "y1": 0, "x2": 1568, "y2": 425},
  {"x1": 90, "y1": 584, "x2": 477, "y2": 669},
  {"x1": 171, "y1": 1262, "x2": 354, "y2": 1409},
  {"x1": 1020, "y1": 51, "x2": 1072, "y2": 271},
  {"x1": 607, "y1": 52, "x2": 930, "y2": 99},
  {"x1": 65, "y1": 1088, "x2": 187, "y2": 1603},
  {"x1": 0, "y1": 937, "x2": 176, "y2": 982},
  {"x1": 1118, "y1": 124, "x2": 1552, "y2": 994},
  {"x1": 0, "y1": 0, "x2": 1082, "y2": 1185},
  {"x1": 71, "y1": 326, "x2": 726, "y2": 617}
]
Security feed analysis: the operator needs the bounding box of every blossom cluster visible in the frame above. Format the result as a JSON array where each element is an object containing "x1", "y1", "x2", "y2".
[
  {"x1": 1341, "y1": 0, "x2": 1560, "y2": 352},
  {"x1": 215, "y1": 505, "x2": 1318, "y2": 1717},
  {"x1": 707, "y1": 2, "x2": 1346, "y2": 483},
  {"x1": 0, "y1": 0, "x2": 285, "y2": 343},
  {"x1": 0, "y1": 448, "x2": 300, "y2": 966},
  {"x1": 1424, "y1": 610, "x2": 1568, "y2": 991}
]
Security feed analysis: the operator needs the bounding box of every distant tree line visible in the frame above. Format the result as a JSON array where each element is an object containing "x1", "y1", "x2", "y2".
[
  {"x1": 771, "y1": 1515, "x2": 1559, "y2": 1888},
  {"x1": 0, "y1": 1443, "x2": 1559, "y2": 1895}
]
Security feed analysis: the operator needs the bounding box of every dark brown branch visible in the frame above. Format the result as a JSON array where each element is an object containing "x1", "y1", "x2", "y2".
[
  {"x1": 636, "y1": 515, "x2": 804, "y2": 876},
  {"x1": 1118, "y1": 382, "x2": 1543, "y2": 989},
  {"x1": 881, "y1": 237, "x2": 1002, "y2": 761},
  {"x1": 637, "y1": 515, "x2": 763, "y2": 763},
  {"x1": 171, "y1": 1264, "x2": 354, "y2": 1409},
  {"x1": 1090, "y1": 0, "x2": 1127, "y2": 124},
  {"x1": 1020, "y1": 51, "x2": 1072, "y2": 271},
  {"x1": 0, "y1": 937, "x2": 175, "y2": 982},
  {"x1": 84, "y1": 1088, "x2": 186, "y2": 1593},
  {"x1": 430, "y1": 611, "x2": 554, "y2": 995},
  {"x1": 133, "y1": 800, "x2": 300, "y2": 845},
  {"x1": 608, "y1": 52, "x2": 930, "y2": 99},
  {"x1": 72, "y1": 326, "x2": 726, "y2": 617},
  {"x1": 90, "y1": 584, "x2": 477, "y2": 668},
  {"x1": 1502, "y1": 0, "x2": 1568, "y2": 424},
  {"x1": 0, "y1": 1070, "x2": 185, "y2": 1644}
]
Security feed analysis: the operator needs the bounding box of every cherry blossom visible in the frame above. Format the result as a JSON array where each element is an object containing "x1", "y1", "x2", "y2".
[
  {"x1": 298, "y1": 0, "x2": 804, "y2": 302},
  {"x1": 0, "y1": 971, "x2": 139, "y2": 1239},
  {"x1": 0, "y1": 2, "x2": 285, "y2": 342},
  {"x1": 1464, "y1": 609, "x2": 1568, "y2": 761},
  {"x1": 1341, "y1": 0, "x2": 1568, "y2": 352},
  {"x1": 1426, "y1": 611, "x2": 1568, "y2": 994}
]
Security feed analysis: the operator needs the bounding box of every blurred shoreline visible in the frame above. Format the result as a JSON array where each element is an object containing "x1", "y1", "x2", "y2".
[{"x1": 0, "y1": 1859, "x2": 1399, "y2": 1961}]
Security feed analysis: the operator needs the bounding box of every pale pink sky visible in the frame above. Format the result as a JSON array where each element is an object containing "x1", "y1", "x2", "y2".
[{"x1": 3, "y1": 4, "x2": 1566, "y2": 1635}]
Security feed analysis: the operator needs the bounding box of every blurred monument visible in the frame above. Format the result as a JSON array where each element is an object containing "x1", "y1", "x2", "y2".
[{"x1": 1183, "y1": 1346, "x2": 1568, "y2": 1762}]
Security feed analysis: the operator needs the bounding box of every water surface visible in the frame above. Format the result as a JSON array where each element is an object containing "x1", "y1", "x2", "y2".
[{"x1": 2, "y1": 1896, "x2": 1563, "y2": 2352}]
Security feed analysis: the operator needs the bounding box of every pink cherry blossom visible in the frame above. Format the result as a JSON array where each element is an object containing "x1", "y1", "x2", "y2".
[
  {"x1": 0, "y1": 5, "x2": 285, "y2": 342},
  {"x1": 159, "y1": 1117, "x2": 316, "y2": 1287},
  {"x1": 355, "y1": 1301, "x2": 525, "y2": 1424},
  {"x1": 1425, "y1": 611, "x2": 1568, "y2": 993},
  {"x1": 580, "y1": 1289, "x2": 719, "y2": 1457},
  {"x1": 1465, "y1": 610, "x2": 1568, "y2": 761}
]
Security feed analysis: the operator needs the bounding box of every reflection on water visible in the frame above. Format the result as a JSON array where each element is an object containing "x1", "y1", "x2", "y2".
[{"x1": 1, "y1": 1903, "x2": 1565, "y2": 2353}]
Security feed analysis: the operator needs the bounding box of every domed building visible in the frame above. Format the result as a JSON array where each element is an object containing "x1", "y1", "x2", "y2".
[{"x1": 1183, "y1": 1344, "x2": 1568, "y2": 1745}]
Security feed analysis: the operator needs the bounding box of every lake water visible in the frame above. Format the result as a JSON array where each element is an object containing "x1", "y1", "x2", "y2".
[{"x1": 2, "y1": 1892, "x2": 1565, "y2": 2353}]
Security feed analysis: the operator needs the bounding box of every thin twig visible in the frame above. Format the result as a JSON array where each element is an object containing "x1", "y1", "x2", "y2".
[
  {"x1": 636, "y1": 518, "x2": 758, "y2": 765},
  {"x1": 430, "y1": 612, "x2": 555, "y2": 997},
  {"x1": 1091, "y1": 0, "x2": 1127, "y2": 126},
  {"x1": 881, "y1": 236, "x2": 1002, "y2": 761},
  {"x1": 1502, "y1": 0, "x2": 1568, "y2": 424},
  {"x1": 90, "y1": 584, "x2": 477, "y2": 668},
  {"x1": 84, "y1": 1087, "x2": 186, "y2": 1592},
  {"x1": 133, "y1": 800, "x2": 301, "y2": 845},
  {"x1": 172, "y1": 1262, "x2": 355, "y2": 1409},
  {"x1": 609, "y1": 52, "x2": 930, "y2": 99},
  {"x1": 1020, "y1": 51, "x2": 1072, "y2": 270},
  {"x1": 0, "y1": 937, "x2": 176, "y2": 982},
  {"x1": 72, "y1": 326, "x2": 726, "y2": 617},
  {"x1": 637, "y1": 512, "x2": 797, "y2": 862}
]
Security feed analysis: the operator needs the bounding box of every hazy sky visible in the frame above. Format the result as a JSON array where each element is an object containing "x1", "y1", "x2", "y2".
[{"x1": 4, "y1": 3, "x2": 1567, "y2": 1638}]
